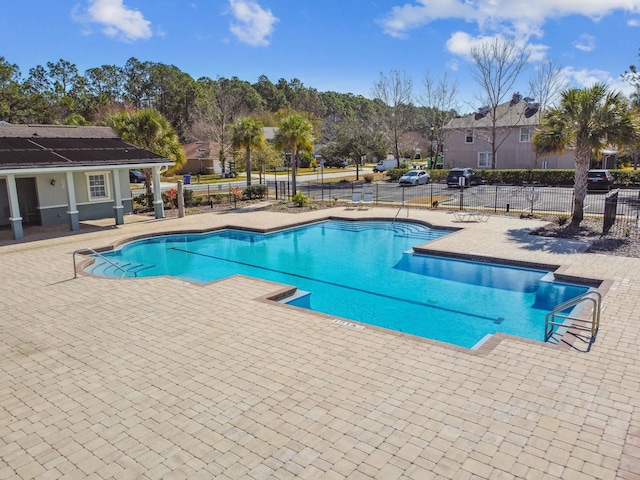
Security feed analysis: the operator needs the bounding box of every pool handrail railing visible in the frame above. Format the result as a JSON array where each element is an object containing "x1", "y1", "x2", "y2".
[
  {"x1": 544, "y1": 290, "x2": 601, "y2": 345},
  {"x1": 73, "y1": 248, "x2": 132, "y2": 279}
]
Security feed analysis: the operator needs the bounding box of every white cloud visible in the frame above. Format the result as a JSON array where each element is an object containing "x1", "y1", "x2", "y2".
[
  {"x1": 561, "y1": 66, "x2": 636, "y2": 96},
  {"x1": 444, "y1": 31, "x2": 547, "y2": 62},
  {"x1": 72, "y1": 0, "x2": 152, "y2": 42},
  {"x1": 228, "y1": 0, "x2": 278, "y2": 47},
  {"x1": 628, "y1": 18, "x2": 640, "y2": 27},
  {"x1": 380, "y1": 0, "x2": 640, "y2": 40},
  {"x1": 573, "y1": 34, "x2": 595, "y2": 52}
]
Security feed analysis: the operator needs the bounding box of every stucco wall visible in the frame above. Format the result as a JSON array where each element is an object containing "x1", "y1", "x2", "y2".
[{"x1": 443, "y1": 127, "x2": 574, "y2": 170}]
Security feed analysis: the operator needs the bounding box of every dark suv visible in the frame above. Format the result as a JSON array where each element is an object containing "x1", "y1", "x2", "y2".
[
  {"x1": 587, "y1": 169, "x2": 614, "y2": 192},
  {"x1": 446, "y1": 168, "x2": 482, "y2": 188},
  {"x1": 323, "y1": 159, "x2": 348, "y2": 168},
  {"x1": 129, "y1": 170, "x2": 146, "y2": 183}
]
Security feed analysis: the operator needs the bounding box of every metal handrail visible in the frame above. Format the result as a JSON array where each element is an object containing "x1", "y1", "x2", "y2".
[
  {"x1": 545, "y1": 290, "x2": 601, "y2": 342},
  {"x1": 73, "y1": 248, "x2": 130, "y2": 279}
]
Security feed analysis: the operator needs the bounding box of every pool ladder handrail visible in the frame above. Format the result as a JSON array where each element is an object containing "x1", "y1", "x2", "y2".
[
  {"x1": 393, "y1": 202, "x2": 407, "y2": 223},
  {"x1": 73, "y1": 248, "x2": 135, "y2": 279},
  {"x1": 545, "y1": 290, "x2": 601, "y2": 342}
]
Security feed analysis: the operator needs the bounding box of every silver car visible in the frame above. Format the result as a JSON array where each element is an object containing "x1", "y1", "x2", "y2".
[{"x1": 399, "y1": 169, "x2": 430, "y2": 186}]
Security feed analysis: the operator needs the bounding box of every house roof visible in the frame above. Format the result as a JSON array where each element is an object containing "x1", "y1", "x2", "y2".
[
  {"x1": 183, "y1": 141, "x2": 220, "y2": 159},
  {"x1": 445, "y1": 98, "x2": 541, "y2": 130},
  {"x1": 0, "y1": 124, "x2": 173, "y2": 170}
]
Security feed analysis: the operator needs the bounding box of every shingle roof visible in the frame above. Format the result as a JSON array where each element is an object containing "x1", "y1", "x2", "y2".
[
  {"x1": 0, "y1": 124, "x2": 119, "y2": 138},
  {"x1": 183, "y1": 141, "x2": 219, "y2": 159},
  {"x1": 0, "y1": 124, "x2": 172, "y2": 170},
  {"x1": 445, "y1": 99, "x2": 541, "y2": 129}
]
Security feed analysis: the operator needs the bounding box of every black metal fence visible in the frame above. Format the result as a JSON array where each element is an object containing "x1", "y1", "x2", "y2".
[
  {"x1": 178, "y1": 180, "x2": 639, "y2": 238},
  {"x1": 264, "y1": 180, "x2": 640, "y2": 237}
]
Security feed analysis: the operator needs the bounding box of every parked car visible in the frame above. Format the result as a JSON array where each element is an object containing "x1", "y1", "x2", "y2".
[
  {"x1": 399, "y1": 169, "x2": 430, "y2": 186},
  {"x1": 323, "y1": 159, "x2": 348, "y2": 168},
  {"x1": 587, "y1": 169, "x2": 614, "y2": 192},
  {"x1": 446, "y1": 168, "x2": 482, "y2": 188},
  {"x1": 129, "y1": 170, "x2": 146, "y2": 183}
]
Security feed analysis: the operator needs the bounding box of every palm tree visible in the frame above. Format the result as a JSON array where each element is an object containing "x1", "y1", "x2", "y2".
[
  {"x1": 532, "y1": 83, "x2": 638, "y2": 225},
  {"x1": 231, "y1": 117, "x2": 265, "y2": 186},
  {"x1": 106, "y1": 109, "x2": 186, "y2": 193},
  {"x1": 274, "y1": 114, "x2": 314, "y2": 195}
]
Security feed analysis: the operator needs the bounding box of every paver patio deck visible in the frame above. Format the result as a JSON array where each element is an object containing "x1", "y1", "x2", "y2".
[{"x1": 0, "y1": 206, "x2": 639, "y2": 479}]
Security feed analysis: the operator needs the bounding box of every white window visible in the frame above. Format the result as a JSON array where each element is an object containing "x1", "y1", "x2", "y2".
[
  {"x1": 520, "y1": 127, "x2": 531, "y2": 142},
  {"x1": 86, "y1": 172, "x2": 110, "y2": 201},
  {"x1": 478, "y1": 152, "x2": 493, "y2": 168},
  {"x1": 465, "y1": 129, "x2": 474, "y2": 143}
]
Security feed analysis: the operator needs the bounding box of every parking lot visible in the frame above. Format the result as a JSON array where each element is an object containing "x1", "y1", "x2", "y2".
[{"x1": 289, "y1": 181, "x2": 640, "y2": 219}]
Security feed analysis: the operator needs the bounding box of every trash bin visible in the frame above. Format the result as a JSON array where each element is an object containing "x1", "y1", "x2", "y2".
[{"x1": 183, "y1": 174, "x2": 191, "y2": 185}]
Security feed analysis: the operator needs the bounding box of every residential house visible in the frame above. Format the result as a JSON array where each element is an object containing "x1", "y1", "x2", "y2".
[
  {"x1": 180, "y1": 128, "x2": 279, "y2": 177},
  {"x1": 0, "y1": 124, "x2": 173, "y2": 240},
  {"x1": 179, "y1": 141, "x2": 220, "y2": 175},
  {"x1": 442, "y1": 94, "x2": 574, "y2": 170}
]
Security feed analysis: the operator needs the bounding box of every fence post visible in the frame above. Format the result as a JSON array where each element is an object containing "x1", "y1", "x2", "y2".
[{"x1": 603, "y1": 191, "x2": 619, "y2": 234}]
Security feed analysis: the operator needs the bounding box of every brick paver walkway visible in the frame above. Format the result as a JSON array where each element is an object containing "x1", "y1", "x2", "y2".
[{"x1": 0, "y1": 207, "x2": 638, "y2": 479}]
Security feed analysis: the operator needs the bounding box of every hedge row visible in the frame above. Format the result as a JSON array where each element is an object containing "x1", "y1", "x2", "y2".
[{"x1": 385, "y1": 168, "x2": 640, "y2": 186}]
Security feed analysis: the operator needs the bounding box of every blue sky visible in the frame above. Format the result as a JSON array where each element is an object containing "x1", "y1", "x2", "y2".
[{"x1": 2, "y1": 0, "x2": 640, "y2": 112}]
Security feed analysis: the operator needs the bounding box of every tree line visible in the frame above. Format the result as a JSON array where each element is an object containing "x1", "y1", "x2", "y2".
[
  {"x1": 3, "y1": 40, "x2": 640, "y2": 226},
  {"x1": 0, "y1": 56, "x2": 456, "y2": 167}
]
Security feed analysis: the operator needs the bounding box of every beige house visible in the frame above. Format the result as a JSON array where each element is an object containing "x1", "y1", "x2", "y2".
[
  {"x1": 180, "y1": 128, "x2": 279, "y2": 176},
  {"x1": 179, "y1": 141, "x2": 221, "y2": 175},
  {"x1": 442, "y1": 95, "x2": 574, "y2": 170}
]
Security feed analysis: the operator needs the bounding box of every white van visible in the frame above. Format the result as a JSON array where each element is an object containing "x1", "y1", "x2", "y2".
[{"x1": 372, "y1": 159, "x2": 398, "y2": 173}]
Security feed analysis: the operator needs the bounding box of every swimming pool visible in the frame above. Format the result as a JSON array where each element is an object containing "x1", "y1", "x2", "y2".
[{"x1": 87, "y1": 219, "x2": 589, "y2": 348}]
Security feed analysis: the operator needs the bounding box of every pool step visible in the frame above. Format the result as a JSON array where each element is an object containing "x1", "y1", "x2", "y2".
[
  {"x1": 91, "y1": 259, "x2": 155, "y2": 277},
  {"x1": 324, "y1": 220, "x2": 447, "y2": 241}
]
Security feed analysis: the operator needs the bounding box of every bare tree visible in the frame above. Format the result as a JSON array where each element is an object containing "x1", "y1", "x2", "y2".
[
  {"x1": 420, "y1": 71, "x2": 460, "y2": 167},
  {"x1": 371, "y1": 70, "x2": 414, "y2": 167},
  {"x1": 528, "y1": 59, "x2": 567, "y2": 112},
  {"x1": 469, "y1": 37, "x2": 530, "y2": 168},
  {"x1": 188, "y1": 76, "x2": 263, "y2": 176}
]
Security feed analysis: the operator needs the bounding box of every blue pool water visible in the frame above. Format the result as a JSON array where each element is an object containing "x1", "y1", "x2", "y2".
[{"x1": 88, "y1": 219, "x2": 589, "y2": 348}]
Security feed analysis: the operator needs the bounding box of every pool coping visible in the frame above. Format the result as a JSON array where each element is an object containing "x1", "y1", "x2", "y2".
[{"x1": 77, "y1": 215, "x2": 610, "y2": 355}]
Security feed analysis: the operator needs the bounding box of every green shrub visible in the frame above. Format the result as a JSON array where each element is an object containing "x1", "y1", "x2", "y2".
[
  {"x1": 291, "y1": 192, "x2": 310, "y2": 207},
  {"x1": 207, "y1": 193, "x2": 229, "y2": 204},
  {"x1": 386, "y1": 167, "x2": 411, "y2": 181},
  {"x1": 427, "y1": 169, "x2": 448, "y2": 182},
  {"x1": 243, "y1": 184, "x2": 268, "y2": 199},
  {"x1": 134, "y1": 192, "x2": 154, "y2": 209},
  {"x1": 363, "y1": 174, "x2": 374, "y2": 183},
  {"x1": 613, "y1": 169, "x2": 640, "y2": 186},
  {"x1": 183, "y1": 189, "x2": 205, "y2": 207},
  {"x1": 476, "y1": 169, "x2": 575, "y2": 186}
]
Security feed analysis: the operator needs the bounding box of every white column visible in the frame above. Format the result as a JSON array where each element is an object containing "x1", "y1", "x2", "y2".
[
  {"x1": 5, "y1": 174, "x2": 24, "y2": 240},
  {"x1": 112, "y1": 169, "x2": 124, "y2": 225},
  {"x1": 152, "y1": 166, "x2": 164, "y2": 219},
  {"x1": 65, "y1": 171, "x2": 79, "y2": 231}
]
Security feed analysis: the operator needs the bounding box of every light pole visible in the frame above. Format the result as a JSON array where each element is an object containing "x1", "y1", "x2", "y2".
[{"x1": 430, "y1": 124, "x2": 435, "y2": 169}]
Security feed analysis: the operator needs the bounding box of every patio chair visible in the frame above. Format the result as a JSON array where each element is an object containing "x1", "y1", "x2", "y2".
[{"x1": 346, "y1": 190, "x2": 362, "y2": 209}]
